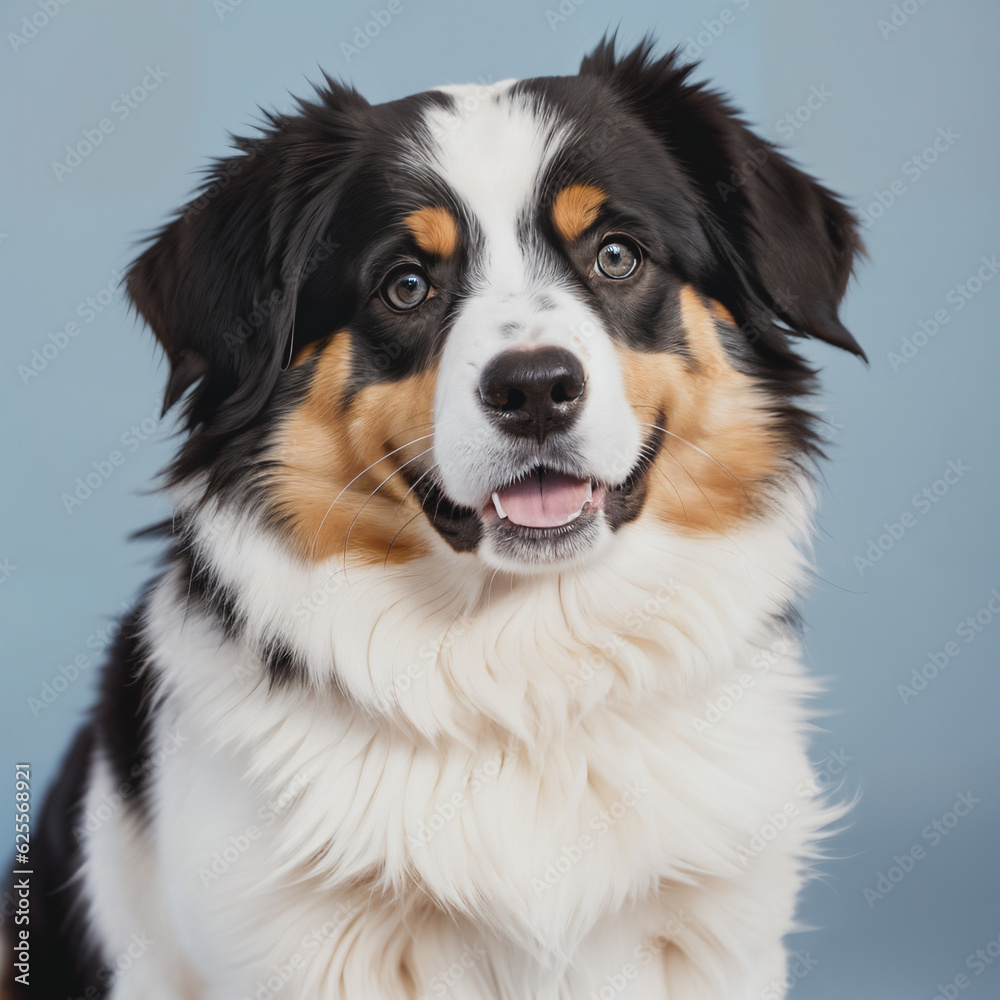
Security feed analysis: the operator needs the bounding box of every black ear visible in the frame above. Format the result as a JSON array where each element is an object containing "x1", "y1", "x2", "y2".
[
  {"x1": 127, "y1": 77, "x2": 368, "y2": 431},
  {"x1": 581, "y1": 37, "x2": 865, "y2": 360}
]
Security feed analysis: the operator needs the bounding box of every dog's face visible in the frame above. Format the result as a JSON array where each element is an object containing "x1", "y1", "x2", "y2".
[{"x1": 129, "y1": 42, "x2": 862, "y2": 574}]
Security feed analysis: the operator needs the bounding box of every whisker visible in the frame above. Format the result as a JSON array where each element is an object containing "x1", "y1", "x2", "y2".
[
  {"x1": 650, "y1": 465, "x2": 688, "y2": 522},
  {"x1": 342, "y1": 447, "x2": 435, "y2": 574},
  {"x1": 662, "y1": 444, "x2": 725, "y2": 527},
  {"x1": 485, "y1": 566, "x2": 502, "y2": 630},
  {"x1": 395, "y1": 462, "x2": 439, "y2": 513},
  {"x1": 383, "y1": 512, "x2": 424, "y2": 569},
  {"x1": 650, "y1": 432, "x2": 777, "y2": 592},
  {"x1": 435, "y1": 608, "x2": 473, "y2": 663},
  {"x1": 636, "y1": 414, "x2": 753, "y2": 505},
  {"x1": 308, "y1": 433, "x2": 434, "y2": 559}
]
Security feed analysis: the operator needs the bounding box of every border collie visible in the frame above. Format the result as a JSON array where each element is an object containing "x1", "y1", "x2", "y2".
[{"x1": 5, "y1": 37, "x2": 864, "y2": 1000}]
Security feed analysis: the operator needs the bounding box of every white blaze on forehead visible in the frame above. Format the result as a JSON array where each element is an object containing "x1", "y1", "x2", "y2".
[{"x1": 420, "y1": 81, "x2": 566, "y2": 286}]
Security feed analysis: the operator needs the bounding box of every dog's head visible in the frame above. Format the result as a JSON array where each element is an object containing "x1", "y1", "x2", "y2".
[{"x1": 129, "y1": 39, "x2": 862, "y2": 574}]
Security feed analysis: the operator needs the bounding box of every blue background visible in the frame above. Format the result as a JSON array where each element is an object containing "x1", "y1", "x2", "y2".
[{"x1": 2, "y1": 1, "x2": 998, "y2": 996}]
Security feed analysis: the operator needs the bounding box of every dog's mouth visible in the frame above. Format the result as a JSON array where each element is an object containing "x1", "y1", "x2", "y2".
[
  {"x1": 406, "y1": 422, "x2": 664, "y2": 560},
  {"x1": 487, "y1": 469, "x2": 605, "y2": 529}
]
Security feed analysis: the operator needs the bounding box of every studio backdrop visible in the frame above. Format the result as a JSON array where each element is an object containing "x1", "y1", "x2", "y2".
[{"x1": 1, "y1": 2, "x2": 998, "y2": 998}]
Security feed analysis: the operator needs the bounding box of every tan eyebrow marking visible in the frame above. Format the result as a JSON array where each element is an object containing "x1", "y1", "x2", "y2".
[
  {"x1": 404, "y1": 206, "x2": 459, "y2": 259},
  {"x1": 708, "y1": 300, "x2": 738, "y2": 330},
  {"x1": 551, "y1": 184, "x2": 607, "y2": 242}
]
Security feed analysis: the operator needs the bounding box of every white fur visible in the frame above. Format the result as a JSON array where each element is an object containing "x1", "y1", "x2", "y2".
[{"x1": 71, "y1": 474, "x2": 837, "y2": 999}]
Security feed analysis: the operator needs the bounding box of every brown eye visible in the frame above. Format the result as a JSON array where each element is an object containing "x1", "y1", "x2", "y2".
[
  {"x1": 381, "y1": 266, "x2": 430, "y2": 310},
  {"x1": 596, "y1": 238, "x2": 640, "y2": 279}
]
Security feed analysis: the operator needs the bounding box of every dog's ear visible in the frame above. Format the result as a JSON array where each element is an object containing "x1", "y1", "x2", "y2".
[
  {"x1": 127, "y1": 78, "x2": 368, "y2": 431},
  {"x1": 581, "y1": 37, "x2": 865, "y2": 359}
]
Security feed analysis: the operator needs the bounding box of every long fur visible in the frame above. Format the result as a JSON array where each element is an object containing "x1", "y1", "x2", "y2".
[{"x1": 3, "y1": 38, "x2": 862, "y2": 1000}]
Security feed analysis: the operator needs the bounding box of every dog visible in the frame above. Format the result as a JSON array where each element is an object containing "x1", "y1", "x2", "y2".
[{"x1": 5, "y1": 37, "x2": 864, "y2": 1000}]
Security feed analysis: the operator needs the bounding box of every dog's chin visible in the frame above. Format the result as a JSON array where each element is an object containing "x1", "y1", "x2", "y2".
[{"x1": 478, "y1": 479, "x2": 612, "y2": 572}]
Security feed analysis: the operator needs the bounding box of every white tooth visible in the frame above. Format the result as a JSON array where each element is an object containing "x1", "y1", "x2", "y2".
[
  {"x1": 585, "y1": 481, "x2": 593, "y2": 504},
  {"x1": 491, "y1": 492, "x2": 507, "y2": 519}
]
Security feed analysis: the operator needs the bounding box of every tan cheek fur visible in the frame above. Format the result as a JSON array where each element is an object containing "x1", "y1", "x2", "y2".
[
  {"x1": 617, "y1": 286, "x2": 788, "y2": 534},
  {"x1": 269, "y1": 333, "x2": 436, "y2": 566}
]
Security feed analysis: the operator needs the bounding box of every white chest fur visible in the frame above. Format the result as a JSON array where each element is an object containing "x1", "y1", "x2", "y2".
[{"x1": 113, "y1": 488, "x2": 831, "y2": 997}]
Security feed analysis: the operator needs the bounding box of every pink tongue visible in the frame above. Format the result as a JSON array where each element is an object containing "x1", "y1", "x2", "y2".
[{"x1": 496, "y1": 470, "x2": 591, "y2": 528}]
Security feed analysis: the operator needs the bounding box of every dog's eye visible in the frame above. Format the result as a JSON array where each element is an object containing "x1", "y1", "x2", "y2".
[
  {"x1": 381, "y1": 266, "x2": 431, "y2": 311},
  {"x1": 595, "y1": 238, "x2": 640, "y2": 279}
]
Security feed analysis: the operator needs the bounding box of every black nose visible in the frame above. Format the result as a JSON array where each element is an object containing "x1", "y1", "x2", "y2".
[{"x1": 478, "y1": 346, "x2": 586, "y2": 443}]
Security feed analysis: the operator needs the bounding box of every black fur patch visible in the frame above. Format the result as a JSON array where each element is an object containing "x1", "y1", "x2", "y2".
[
  {"x1": 406, "y1": 475, "x2": 483, "y2": 553},
  {"x1": 3, "y1": 603, "x2": 160, "y2": 999},
  {"x1": 180, "y1": 543, "x2": 246, "y2": 643},
  {"x1": 262, "y1": 639, "x2": 310, "y2": 688},
  {"x1": 177, "y1": 536, "x2": 308, "y2": 686},
  {"x1": 3, "y1": 728, "x2": 102, "y2": 998},
  {"x1": 91, "y1": 604, "x2": 159, "y2": 817},
  {"x1": 602, "y1": 418, "x2": 666, "y2": 532}
]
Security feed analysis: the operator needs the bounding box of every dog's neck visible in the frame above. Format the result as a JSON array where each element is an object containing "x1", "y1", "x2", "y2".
[
  {"x1": 137, "y1": 476, "x2": 820, "y2": 962},
  {"x1": 159, "y1": 476, "x2": 815, "y2": 746}
]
